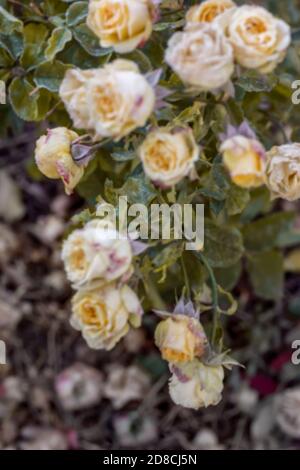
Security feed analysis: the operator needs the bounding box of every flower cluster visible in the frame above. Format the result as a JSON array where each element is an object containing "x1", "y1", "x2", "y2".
[
  {"x1": 61, "y1": 218, "x2": 143, "y2": 350},
  {"x1": 219, "y1": 124, "x2": 300, "y2": 197},
  {"x1": 154, "y1": 300, "x2": 224, "y2": 409},
  {"x1": 31, "y1": 0, "x2": 300, "y2": 412},
  {"x1": 165, "y1": 0, "x2": 291, "y2": 92}
]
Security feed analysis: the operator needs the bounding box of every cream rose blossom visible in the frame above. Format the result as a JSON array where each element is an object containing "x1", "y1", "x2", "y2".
[
  {"x1": 59, "y1": 69, "x2": 101, "y2": 130},
  {"x1": 186, "y1": 0, "x2": 236, "y2": 28},
  {"x1": 35, "y1": 127, "x2": 84, "y2": 195},
  {"x1": 220, "y1": 134, "x2": 266, "y2": 188},
  {"x1": 265, "y1": 143, "x2": 300, "y2": 201},
  {"x1": 71, "y1": 284, "x2": 143, "y2": 350},
  {"x1": 62, "y1": 219, "x2": 133, "y2": 290},
  {"x1": 165, "y1": 23, "x2": 234, "y2": 92},
  {"x1": 138, "y1": 127, "x2": 199, "y2": 186},
  {"x1": 155, "y1": 314, "x2": 207, "y2": 364},
  {"x1": 87, "y1": 0, "x2": 155, "y2": 53},
  {"x1": 226, "y1": 6, "x2": 291, "y2": 73},
  {"x1": 169, "y1": 360, "x2": 224, "y2": 410},
  {"x1": 59, "y1": 60, "x2": 155, "y2": 141}
]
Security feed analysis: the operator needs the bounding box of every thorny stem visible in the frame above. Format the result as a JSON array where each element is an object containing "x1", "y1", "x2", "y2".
[{"x1": 195, "y1": 252, "x2": 219, "y2": 345}]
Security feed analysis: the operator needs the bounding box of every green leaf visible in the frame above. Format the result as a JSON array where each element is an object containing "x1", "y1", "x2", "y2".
[
  {"x1": 226, "y1": 184, "x2": 250, "y2": 216},
  {"x1": 240, "y1": 186, "x2": 271, "y2": 223},
  {"x1": 0, "y1": 6, "x2": 22, "y2": 34},
  {"x1": 242, "y1": 212, "x2": 296, "y2": 252},
  {"x1": 20, "y1": 23, "x2": 49, "y2": 69},
  {"x1": 66, "y1": 1, "x2": 88, "y2": 27},
  {"x1": 247, "y1": 250, "x2": 284, "y2": 300},
  {"x1": 9, "y1": 77, "x2": 52, "y2": 122},
  {"x1": 34, "y1": 60, "x2": 72, "y2": 92},
  {"x1": 203, "y1": 219, "x2": 244, "y2": 268},
  {"x1": 236, "y1": 70, "x2": 278, "y2": 92},
  {"x1": 111, "y1": 150, "x2": 137, "y2": 162},
  {"x1": 0, "y1": 47, "x2": 13, "y2": 67},
  {"x1": 0, "y1": 32, "x2": 23, "y2": 59},
  {"x1": 215, "y1": 261, "x2": 242, "y2": 291},
  {"x1": 153, "y1": 242, "x2": 184, "y2": 269},
  {"x1": 73, "y1": 24, "x2": 111, "y2": 56},
  {"x1": 45, "y1": 27, "x2": 72, "y2": 61}
]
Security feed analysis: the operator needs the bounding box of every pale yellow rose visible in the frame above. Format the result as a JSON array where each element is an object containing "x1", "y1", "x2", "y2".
[
  {"x1": 169, "y1": 360, "x2": 224, "y2": 409},
  {"x1": 87, "y1": 0, "x2": 154, "y2": 53},
  {"x1": 62, "y1": 219, "x2": 133, "y2": 290},
  {"x1": 60, "y1": 60, "x2": 155, "y2": 141},
  {"x1": 35, "y1": 127, "x2": 84, "y2": 195},
  {"x1": 186, "y1": 0, "x2": 236, "y2": 27},
  {"x1": 165, "y1": 23, "x2": 234, "y2": 91},
  {"x1": 59, "y1": 68, "x2": 101, "y2": 130},
  {"x1": 138, "y1": 127, "x2": 199, "y2": 186},
  {"x1": 155, "y1": 314, "x2": 207, "y2": 364},
  {"x1": 87, "y1": 60, "x2": 155, "y2": 140},
  {"x1": 265, "y1": 143, "x2": 300, "y2": 201},
  {"x1": 71, "y1": 284, "x2": 143, "y2": 350},
  {"x1": 226, "y1": 6, "x2": 291, "y2": 73},
  {"x1": 220, "y1": 135, "x2": 266, "y2": 188}
]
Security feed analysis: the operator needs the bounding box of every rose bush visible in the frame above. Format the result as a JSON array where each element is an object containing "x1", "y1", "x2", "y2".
[{"x1": 1, "y1": 0, "x2": 300, "y2": 411}]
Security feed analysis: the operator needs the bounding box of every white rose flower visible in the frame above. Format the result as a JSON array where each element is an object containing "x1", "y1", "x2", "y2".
[
  {"x1": 138, "y1": 127, "x2": 199, "y2": 186},
  {"x1": 59, "y1": 69, "x2": 101, "y2": 130},
  {"x1": 226, "y1": 6, "x2": 291, "y2": 73},
  {"x1": 35, "y1": 127, "x2": 84, "y2": 195},
  {"x1": 186, "y1": 0, "x2": 236, "y2": 29},
  {"x1": 71, "y1": 284, "x2": 143, "y2": 350},
  {"x1": 265, "y1": 143, "x2": 300, "y2": 201},
  {"x1": 87, "y1": 0, "x2": 155, "y2": 53},
  {"x1": 87, "y1": 60, "x2": 155, "y2": 140},
  {"x1": 62, "y1": 218, "x2": 133, "y2": 290},
  {"x1": 59, "y1": 60, "x2": 155, "y2": 141},
  {"x1": 169, "y1": 360, "x2": 224, "y2": 410},
  {"x1": 165, "y1": 23, "x2": 234, "y2": 92}
]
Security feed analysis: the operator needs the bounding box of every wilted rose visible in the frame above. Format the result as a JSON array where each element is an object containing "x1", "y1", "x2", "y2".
[
  {"x1": 62, "y1": 218, "x2": 133, "y2": 290},
  {"x1": 155, "y1": 314, "x2": 207, "y2": 364},
  {"x1": 169, "y1": 360, "x2": 224, "y2": 410},
  {"x1": 265, "y1": 143, "x2": 300, "y2": 201},
  {"x1": 60, "y1": 60, "x2": 155, "y2": 141},
  {"x1": 165, "y1": 23, "x2": 234, "y2": 92},
  {"x1": 71, "y1": 283, "x2": 143, "y2": 350},
  {"x1": 35, "y1": 127, "x2": 84, "y2": 195},
  {"x1": 226, "y1": 6, "x2": 291, "y2": 73},
  {"x1": 55, "y1": 363, "x2": 103, "y2": 410}
]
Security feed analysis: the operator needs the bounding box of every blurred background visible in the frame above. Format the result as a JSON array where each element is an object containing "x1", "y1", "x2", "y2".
[{"x1": 1, "y1": 0, "x2": 300, "y2": 450}]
